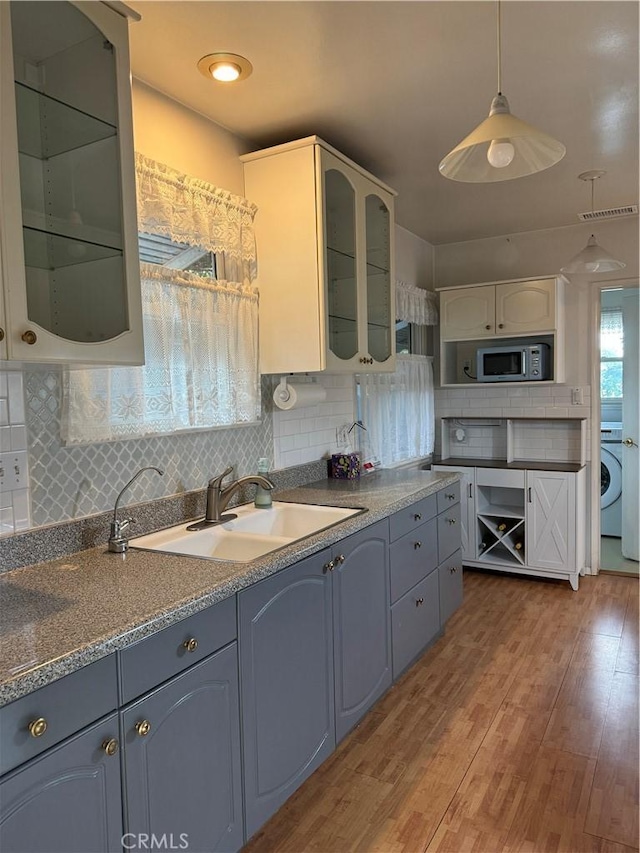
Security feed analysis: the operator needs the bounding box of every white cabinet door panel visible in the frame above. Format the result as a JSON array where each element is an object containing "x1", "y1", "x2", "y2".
[
  {"x1": 439, "y1": 287, "x2": 496, "y2": 340},
  {"x1": 495, "y1": 279, "x2": 556, "y2": 335},
  {"x1": 526, "y1": 470, "x2": 575, "y2": 571}
]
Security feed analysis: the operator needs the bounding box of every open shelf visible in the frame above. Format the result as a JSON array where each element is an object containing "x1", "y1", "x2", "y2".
[
  {"x1": 477, "y1": 516, "x2": 525, "y2": 565},
  {"x1": 15, "y1": 82, "x2": 117, "y2": 160}
]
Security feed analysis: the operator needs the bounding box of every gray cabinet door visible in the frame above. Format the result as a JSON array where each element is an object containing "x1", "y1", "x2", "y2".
[
  {"x1": 0, "y1": 714, "x2": 122, "y2": 853},
  {"x1": 439, "y1": 549, "x2": 463, "y2": 625},
  {"x1": 239, "y1": 549, "x2": 335, "y2": 839},
  {"x1": 332, "y1": 519, "x2": 391, "y2": 742},
  {"x1": 121, "y1": 645, "x2": 243, "y2": 853}
]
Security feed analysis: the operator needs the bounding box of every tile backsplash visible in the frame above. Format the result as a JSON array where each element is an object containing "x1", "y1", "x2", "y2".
[
  {"x1": 272, "y1": 375, "x2": 356, "y2": 469},
  {"x1": 435, "y1": 384, "x2": 592, "y2": 462},
  {"x1": 0, "y1": 372, "x2": 31, "y2": 535},
  {"x1": 0, "y1": 367, "x2": 356, "y2": 534}
]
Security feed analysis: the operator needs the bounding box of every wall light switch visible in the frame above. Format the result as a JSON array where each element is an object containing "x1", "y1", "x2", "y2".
[
  {"x1": 571, "y1": 387, "x2": 583, "y2": 406},
  {"x1": 0, "y1": 451, "x2": 28, "y2": 491}
]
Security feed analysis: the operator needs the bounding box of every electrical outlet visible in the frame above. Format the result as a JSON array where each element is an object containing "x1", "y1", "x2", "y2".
[
  {"x1": 571, "y1": 387, "x2": 583, "y2": 405},
  {"x1": 463, "y1": 359, "x2": 472, "y2": 371}
]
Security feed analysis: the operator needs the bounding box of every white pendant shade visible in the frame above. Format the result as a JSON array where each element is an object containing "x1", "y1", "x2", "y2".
[
  {"x1": 560, "y1": 234, "x2": 626, "y2": 274},
  {"x1": 439, "y1": 94, "x2": 566, "y2": 183}
]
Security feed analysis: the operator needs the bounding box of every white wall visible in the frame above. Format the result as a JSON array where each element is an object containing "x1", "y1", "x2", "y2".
[
  {"x1": 132, "y1": 79, "x2": 248, "y2": 194},
  {"x1": 395, "y1": 224, "x2": 435, "y2": 291}
]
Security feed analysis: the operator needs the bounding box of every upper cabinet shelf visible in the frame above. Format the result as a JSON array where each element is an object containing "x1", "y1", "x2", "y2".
[
  {"x1": 15, "y1": 82, "x2": 117, "y2": 160},
  {"x1": 0, "y1": 1, "x2": 143, "y2": 365},
  {"x1": 242, "y1": 136, "x2": 397, "y2": 374},
  {"x1": 437, "y1": 276, "x2": 565, "y2": 387}
]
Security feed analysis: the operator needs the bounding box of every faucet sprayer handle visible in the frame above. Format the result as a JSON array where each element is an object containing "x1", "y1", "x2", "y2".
[{"x1": 208, "y1": 466, "x2": 234, "y2": 490}]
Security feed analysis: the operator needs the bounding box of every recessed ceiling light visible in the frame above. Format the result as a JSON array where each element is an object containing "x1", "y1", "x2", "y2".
[{"x1": 197, "y1": 53, "x2": 252, "y2": 83}]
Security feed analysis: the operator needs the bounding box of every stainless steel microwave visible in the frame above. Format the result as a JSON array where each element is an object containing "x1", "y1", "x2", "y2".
[{"x1": 476, "y1": 343, "x2": 550, "y2": 382}]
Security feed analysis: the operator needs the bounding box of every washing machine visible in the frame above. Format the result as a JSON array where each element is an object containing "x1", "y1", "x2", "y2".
[{"x1": 601, "y1": 423, "x2": 623, "y2": 537}]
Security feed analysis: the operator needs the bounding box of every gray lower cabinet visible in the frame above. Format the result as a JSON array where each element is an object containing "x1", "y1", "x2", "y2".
[
  {"x1": 0, "y1": 714, "x2": 122, "y2": 853},
  {"x1": 332, "y1": 519, "x2": 391, "y2": 742},
  {"x1": 121, "y1": 644, "x2": 243, "y2": 853},
  {"x1": 439, "y1": 550, "x2": 463, "y2": 625},
  {"x1": 391, "y1": 569, "x2": 440, "y2": 678},
  {"x1": 239, "y1": 549, "x2": 335, "y2": 839}
]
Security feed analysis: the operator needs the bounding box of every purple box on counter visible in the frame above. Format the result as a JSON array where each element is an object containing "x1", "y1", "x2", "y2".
[{"x1": 330, "y1": 452, "x2": 361, "y2": 479}]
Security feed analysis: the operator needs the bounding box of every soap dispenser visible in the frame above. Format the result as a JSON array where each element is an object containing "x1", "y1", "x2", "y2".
[{"x1": 254, "y1": 458, "x2": 273, "y2": 508}]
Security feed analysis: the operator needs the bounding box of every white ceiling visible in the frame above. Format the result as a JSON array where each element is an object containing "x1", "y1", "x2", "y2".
[{"x1": 128, "y1": 1, "x2": 639, "y2": 245}]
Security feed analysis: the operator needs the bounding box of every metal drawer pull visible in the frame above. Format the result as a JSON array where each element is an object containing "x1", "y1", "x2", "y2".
[
  {"x1": 447, "y1": 518, "x2": 457, "y2": 525},
  {"x1": 528, "y1": 487, "x2": 532, "y2": 503},
  {"x1": 323, "y1": 559, "x2": 335, "y2": 573},
  {"x1": 449, "y1": 566, "x2": 459, "y2": 574},
  {"x1": 102, "y1": 738, "x2": 119, "y2": 756},
  {"x1": 183, "y1": 637, "x2": 198, "y2": 653},
  {"x1": 28, "y1": 717, "x2": 47, "y2": 738},
  {"x1": 414, "y1": 513, "x2": 422, "y2": 521},
  {"x1": 445, "y1": 493, "x2": 455, "y2": 500},
  {"x1": 415, "y1": 597, "x2": 424, "y2": 606},
  {"x1": 334, "y1": 554, "x2": 345, "y2": 565},
  {"x1": 135, "y1": 720, "x2": 151, "y2": 737},
  {"x1": 414, "y1": 541, "x2": 422, "y2": 550}
]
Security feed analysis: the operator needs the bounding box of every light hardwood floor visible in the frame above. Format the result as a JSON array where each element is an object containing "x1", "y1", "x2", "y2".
[{"x1": 244, "y1": 569, "x2": 639, "y2": 853}]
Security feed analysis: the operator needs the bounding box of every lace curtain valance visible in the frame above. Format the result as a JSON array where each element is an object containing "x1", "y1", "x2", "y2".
[
  {"x1": 135, "y1": 152, "x2": 258, "y2": 284},
  {"x1": 395, "y1": 280, "x2": 438, "y2": 326}
]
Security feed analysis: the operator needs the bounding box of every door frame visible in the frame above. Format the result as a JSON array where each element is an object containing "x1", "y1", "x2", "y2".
[{"x1": 589, "y1": 276, "x2": 638, "y2": 574}]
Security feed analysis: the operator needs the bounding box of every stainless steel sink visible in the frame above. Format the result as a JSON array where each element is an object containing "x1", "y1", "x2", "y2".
[{"x1": 129, "y1": 501, "x2": 364, "y2": 562}]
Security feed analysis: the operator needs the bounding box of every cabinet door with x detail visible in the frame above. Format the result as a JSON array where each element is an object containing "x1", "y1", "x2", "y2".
[{"x1": 526, "y1": 470, "x2": 575, "y2": 572}]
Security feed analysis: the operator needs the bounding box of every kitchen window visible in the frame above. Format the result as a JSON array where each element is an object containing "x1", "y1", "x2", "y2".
[
  {"x1": 600, "y1": 307, "x2": 624, "y2": 400},
  {"x1": 61, "y1": 155, "x2": 260, "y2": 444}
]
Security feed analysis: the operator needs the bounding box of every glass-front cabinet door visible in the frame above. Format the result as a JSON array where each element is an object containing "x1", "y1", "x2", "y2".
[
  {"x1": 321, "y1": 147, "x2": 395, "y2": 372},
  {"x1": 0, "y1": 1, "x2": 143, "y2": 364},
  {"x1": 365, "y1": 193, "x2": 393, "y2": 366},
  {"x1": 325, "y1": 165, "x2": 358, "y2": 365}
]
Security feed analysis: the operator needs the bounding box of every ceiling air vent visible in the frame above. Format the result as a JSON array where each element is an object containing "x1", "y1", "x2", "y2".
[{"x1": 578, "y1": 205, "x2": 638, "y2": 222}]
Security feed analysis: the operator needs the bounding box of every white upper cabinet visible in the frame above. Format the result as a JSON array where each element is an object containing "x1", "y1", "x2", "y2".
[
  {"x1": 440, "y1": 278, "x2": 560, "y2": 341},
  {"x1": 242, "y1": 137, "x2": 396, "y2": 374},
  {"x1": 0, "y1": 1, "x2": 143, "y2": 365}
]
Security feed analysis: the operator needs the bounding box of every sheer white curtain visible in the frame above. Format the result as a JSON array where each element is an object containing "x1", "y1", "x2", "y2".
[
  {"x1": 358, "y1": 355, "x2": 435, "y2": 467},
  {"x1": 61, "y1": 155, "x2": 260, "y2": 444}
]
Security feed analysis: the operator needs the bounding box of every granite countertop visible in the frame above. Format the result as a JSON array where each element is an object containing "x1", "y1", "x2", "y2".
[
  {"x1": 433, "y1": 457, "x2": 586, "y2": 473},
  {"x1": 0, "y1": 469, "x2": 459, "y2": 707}
]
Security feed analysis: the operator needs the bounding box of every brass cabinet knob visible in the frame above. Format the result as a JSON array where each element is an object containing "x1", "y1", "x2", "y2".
[
  {"x1": 323, "y1": 559, "x2": 335, "y2": 573},
  {"x1": 622, "y1": 437, "x2": 638, "y2": 448},
  {"x1": 415, "y1": 597, "x2": 424, "y2": 606},
  {"x1": 498, "y1": 323, "x2": 504, "y2": 329},
  {"x1": 0, "y1": 327, "x2": 4, "y2": 342},
  {"x1": 183, "y1": 638, "x2": 198, "y2": 653},
  {"x1": 21, "y1": 330, "x2": 37, "y2": 345},
  {"x1": 414, "y1": 541, "x2": 422, "y2": 550},
  {"x1": 28, "y1": 717, "x2": 47, "y2": 738},
  {"x1": 135, "y1": 720, "x2": 151, "y2": 737},
  {"x1": 102, "y1": 738, "x2": 119, "y2": 756},
  {"x1": 485, "y1": 324, "x2": 491, "y2": 330},
  {"x1": 359, "y1": 357, "x2": 366, "y2": 363},
  {"x1": 414, "y1": 513, "x2": 422, "y2": 521}
]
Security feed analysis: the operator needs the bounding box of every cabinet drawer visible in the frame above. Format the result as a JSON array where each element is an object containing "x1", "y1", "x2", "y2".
[
  {"x1": 439, "y1": 550, "x2": 463, "y2": 624},
  {"x1": 437, "y1": 481, "x2": 460, "y2": 514},
  {"x1": 389, "y1": 517, "x2": 438, "y2": 603},
  {"x1": 389, "y1": 494, "x2": 438, "y2": 542},
  {"x1": 476, "y1": 468, "x2": 525, "y2": 488},
  {"x1": 0, "y1": 654, "x2": 117, "y2": 776},
  {"x1": 119, "y1": 596, "x2": 237, "y2": 704},
  {"x1": 391, "y1": 571, "x2": 440, "y2": 679},
  {"x1": 437, "y1": 502, "x2": 461, "y2": 564}
]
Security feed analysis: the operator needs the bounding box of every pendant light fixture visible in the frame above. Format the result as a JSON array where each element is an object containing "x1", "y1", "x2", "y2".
[
  {"x1": 439, "y1": 1, "x2": 565, "y2": 182},
  {"x1": 561, "y1": 171, "x2": 626, "y2": 274}
]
